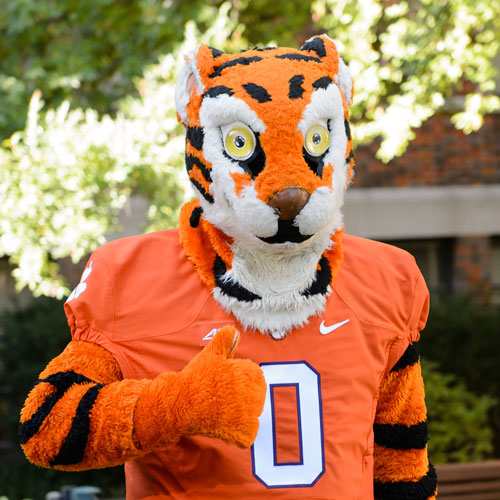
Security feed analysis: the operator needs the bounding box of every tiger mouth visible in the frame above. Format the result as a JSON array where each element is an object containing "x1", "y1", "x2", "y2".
[{"x1": 258, "y1": 219, "x2": 313, "y2": 244}]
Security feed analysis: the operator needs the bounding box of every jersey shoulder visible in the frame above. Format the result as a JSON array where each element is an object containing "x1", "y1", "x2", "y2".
[
  {"x1": 334, "y1": 234, "x2": 429, "y2": 334},
  {"x1": 65, "y1": 229, "x2": 210, "y2": 341}
]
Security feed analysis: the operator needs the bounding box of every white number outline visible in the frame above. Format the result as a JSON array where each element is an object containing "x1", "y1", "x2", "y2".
[{"x1": 251, "y1": 361, "x2": 325, "y2": 488}]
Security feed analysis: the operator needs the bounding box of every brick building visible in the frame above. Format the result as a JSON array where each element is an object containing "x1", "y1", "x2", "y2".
[{"x1": 344, "y1": 111, "x2": 500, "y2": 301}]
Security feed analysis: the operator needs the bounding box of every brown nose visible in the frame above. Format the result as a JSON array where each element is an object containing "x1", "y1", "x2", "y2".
[{"x1": 268, "y1": 188, "x2": 311, "y2": 220}]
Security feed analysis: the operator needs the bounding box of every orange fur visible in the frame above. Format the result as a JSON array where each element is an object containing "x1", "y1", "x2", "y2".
[
  {"x1": 230, "y1": 172, "x2": 252, "y2": 197},
  {"x1": 373, "y1": 444, "x2": 429, "y2": 482},
  {"x1": 375, "y1": 361, "x2": 427, "y2": 426},
  {"x1": 188, "y1": 165, "x2": 212, "y2": 193}
]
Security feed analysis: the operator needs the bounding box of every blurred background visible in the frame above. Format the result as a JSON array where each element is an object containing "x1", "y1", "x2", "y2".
[{"x1": 0, "y1": 0, "x2": 499, "y2": 498}]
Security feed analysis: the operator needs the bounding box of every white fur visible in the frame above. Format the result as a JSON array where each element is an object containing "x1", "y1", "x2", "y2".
[
  {"x1": 175, "y1": 48, "x2": 205, "y2": 125},
  {"x1": 336, "y1": 58, "x2": 353, "y2": 106}
]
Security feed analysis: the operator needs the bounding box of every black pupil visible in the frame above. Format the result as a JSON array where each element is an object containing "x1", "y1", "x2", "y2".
[
  {"x1": 312, "y1": 132, "x2": 321, "y2": 145},
  {"x1": 234, "y1": 135, "x2": 245, "y2": 148}
]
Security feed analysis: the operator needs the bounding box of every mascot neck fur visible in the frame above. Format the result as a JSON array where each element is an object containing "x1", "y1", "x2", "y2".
[{"x1": 176, "y1": 35, "x2": 354, "y2": 339}]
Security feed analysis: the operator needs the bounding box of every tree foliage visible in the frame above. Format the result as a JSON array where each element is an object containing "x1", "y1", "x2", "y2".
[{"x1": 0, "y1": 0, "x2": 499, "y2": 295}]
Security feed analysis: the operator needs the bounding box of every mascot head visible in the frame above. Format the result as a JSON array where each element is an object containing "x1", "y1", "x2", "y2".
[
  {"x1": 176, "y1": 35, "x2": 353, "y2": 251},
  {"x1": 176, "y1": 35, "x2": 354, "y2": 338}
]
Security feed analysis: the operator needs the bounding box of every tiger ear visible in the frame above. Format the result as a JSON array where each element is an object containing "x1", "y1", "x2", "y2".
[
  {"x1": 175, "y1": 44, "x2": 226, "y2": 126},
  {"x1": 300, "y1": 34, "x2": 353, "y2": 106}
]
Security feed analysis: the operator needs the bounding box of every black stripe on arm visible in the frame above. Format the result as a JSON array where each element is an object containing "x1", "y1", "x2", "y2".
[
  {"x1": 391, "y1": 344, "x2": 420, "y2": 372},
  {"x1": 214, "y1": 255, "x2": 260, "y2": 302},
  {"x1": 374, "y1": 463, "x2": 437, "y2": 500},
  {"x1": 312, "y1": 76, "x2": 334, "y2": 90},
  {"x1": 50, "y1": 383, "x2": 103, "y2": 466},
  {"x1": 288, "y1": 75, "x2": 305, "y2": 99},
  {"x1": 209, "y1": 56, "x2": 263, "y2": 78},
  {"x1": 301, "y1": 256, "x2": 332, "y2": 297},
  {"x1": 186, "y1": 126, "x2": 204, "y2": 150},
  {"x1": 374, "y1": 421, "x2": 429, "y2": 450},
  {"x1": 203, "y1": 85, "x2": 234, "y2": 99},
  {"x1": 186, "y1": 154, "x2": 212, "y2": 183},
  {"x1": 276, "y1": 53, "x2": 321, "y2": 63},
  {"x1": 19, "y1": 371, "x2": 96, "y2": 445},
  {"x1": 300, "y1": 37, "x2": 327, "y2": 58},
  {"x1": 242, "y1": 83, "x2": 272, "y2": 103}
]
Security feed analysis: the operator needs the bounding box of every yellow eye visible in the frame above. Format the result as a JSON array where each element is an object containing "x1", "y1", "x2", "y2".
[
  {"x1": 223, "y1": 124, "x2": 256, "y2": 161},
  {"x1": 305, "y1": 123, "x2": 330, "y2": 157}
]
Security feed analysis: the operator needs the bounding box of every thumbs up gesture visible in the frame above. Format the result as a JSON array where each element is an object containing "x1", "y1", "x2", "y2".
[{"x1": 133, "y1": 326, "x2": 267, "y2": 451}]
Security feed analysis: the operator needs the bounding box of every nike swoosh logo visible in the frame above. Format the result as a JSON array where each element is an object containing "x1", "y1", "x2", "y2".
[{"x1": 320, "y1": 319, "x2": 350, "y2": 335}]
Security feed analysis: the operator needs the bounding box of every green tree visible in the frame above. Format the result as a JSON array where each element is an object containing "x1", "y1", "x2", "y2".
[{"x1": 0, "y1": 0, "x2": 499, "y2": 295}]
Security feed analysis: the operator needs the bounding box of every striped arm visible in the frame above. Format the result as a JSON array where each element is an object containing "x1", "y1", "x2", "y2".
[
  {"x1": 19, "y1": 340, "x2": 151, "y2": 470},
  {"x1": 373, "y1": 344, "x2": 438, "y2": 500}
]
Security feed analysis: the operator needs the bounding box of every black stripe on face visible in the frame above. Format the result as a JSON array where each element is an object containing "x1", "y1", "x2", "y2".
[
  {"x1": 208, "y1": 46, "x2": 224, "y2": 59},
  {"x1": 301, "y1": 256, "x2": 332, "y2": 297},
  {"x1": 209, "y1": 56, "x2": 263, "y2": 78},
  {"x1": 345, "y1": 150, "x2": 354, "y2": 165},
  {"x1": 374, "y1": 463, "x2": 437, "y2": 500},
  {"x1": 312, "y1": 76, "x2": 333, "y2": 90},
  {"x1": 276, "y1": 53, "x2": 321, "y2": 63},
  {"x1": 186, "y1": 154, "x2": 212, "y2": 183},
  {"x1": 186, "y1": 126, "x2": 204, "y2": 150},
  {"x1": 374, "y1": 421, "x2": 429, "y2": 450},
  {"x1": 391, "y1": 344, "x2": 420, "y2": 372},
  {"x1": 213, "y1": 255, "x2": 260, "y2": 302},
  {"x1": 344, "y1": 118, "x2": 351, "y2": 141},
  {"x1": 300, "y1": 37, "x2": 327, "y2": 58},
  {"x1": 203, "y1": 85, "x2": 234, "y2": 99},
  {"x1": 242, "y1": 83, "x2": 272, "y2": 103},
  {"x1": 19, "y1": 371, "x2": 95, "y2": 445},
  {"x1": 50, "y1": 383, "x2": 103, "y2": 466},
  {"x1": 190, "y1": 178, "x2": 214, "y2": 204},
  {"x1": 288, "y1": 75, "x2": 305, "y2": 99},
  {"x1": 189, "y1": 206, "x2": 203, "y2": 228}
]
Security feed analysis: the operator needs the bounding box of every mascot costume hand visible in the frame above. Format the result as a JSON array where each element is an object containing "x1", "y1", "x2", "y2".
[{"x1": 20, "y1": 35, "x2": 437, "y2": 500}]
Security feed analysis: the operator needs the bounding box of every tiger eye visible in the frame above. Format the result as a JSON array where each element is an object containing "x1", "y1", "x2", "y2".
[
  {"x1": 224, "y1": 125, "x2": 256, "y2": 160},
  {"x1": 305, "y1": 124, "x2": 330, "y2": 156}
]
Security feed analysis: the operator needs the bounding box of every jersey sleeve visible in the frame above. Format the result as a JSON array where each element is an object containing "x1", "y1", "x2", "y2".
[
  {"x1": 64, "y1": 249, "x2": 115, "y2": 345},
  {"x1": 373, "y1": 262, "x2": 437, "y2": 500}
]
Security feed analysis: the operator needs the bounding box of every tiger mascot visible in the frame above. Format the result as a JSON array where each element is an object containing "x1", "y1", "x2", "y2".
[{"x1": 20, "y1": 35, "x2": 437, "y2": 500}]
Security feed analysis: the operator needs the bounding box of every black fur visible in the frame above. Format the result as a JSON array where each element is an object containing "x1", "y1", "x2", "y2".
[
  {"x1": 300, "y1": 37, "x2": 327, "y2": 58},
  {"x1": 186, "y1": 126, "x2": 204, "y2": 150},
  {"x1": 50, "y1": 384, "x2": 103, "y2": 466},
  {"x1": 189, "y1": 206, "x2": 203, "y2": 228},
  {"x1": 223, "y1": 132, "x2": 266, "y2": 179},
  {"x1": 208, "y1": 46, "x2": 224, "y2": 59},
  {"x1": 312, "y1": 76, "x2": 333, "y2": 90},
  {"x1": 374, "y1": 421, "x2": 429, "y2": 450},
  {"x1": 203, "y1": 85, "x2": 234, "y2": 99},
  {"x1": 303, "y1": 148, "x2": 327, "y2": 177},
  {"x1": 214, "y1": 255, "x2": 260, "y2": 302},
  {"x1": 391, "y1": 344, "x2": 419, "y2": 372},
  {"x1": 374, "y1": 463, "x2": 438, "y2": 500},
  {"x1": 345, "y1": 150, "x2": 354, "y2": 165},
  {"x1": 288, "y1": 74, "x2": 305, "y2": 99},
  {"x1": 189, "y1": 178, "x2": 214, "y2": 204},
  {"x1": 259, "y1": 219, "x2": 313, "y2": 245},
  {"x1": 276, "y1": 53, "x2": 321, "y2": 63},
  {"x1": 209, "y1": 56, "x2": 263, "y2": 78},
  {"x1": 185, "y1": 154, "x2": 212, "y2": 183},
  {"x1": 19, "y1": 371, "x2": 95, "y2": 445},
  {"x1": 344, "y1": 118, "x2": 351, "y2": 141},
  {"x1": 243, "y1": 83, "x2": 272, "y2": 103},
  {"x1": 301, "y1": 256, "x2": 332, "y2": 297}
]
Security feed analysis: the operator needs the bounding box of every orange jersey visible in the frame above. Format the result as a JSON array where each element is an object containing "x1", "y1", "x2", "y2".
[{"x1": 64, "y1": 230, "x2": 428, "y2": 500}]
